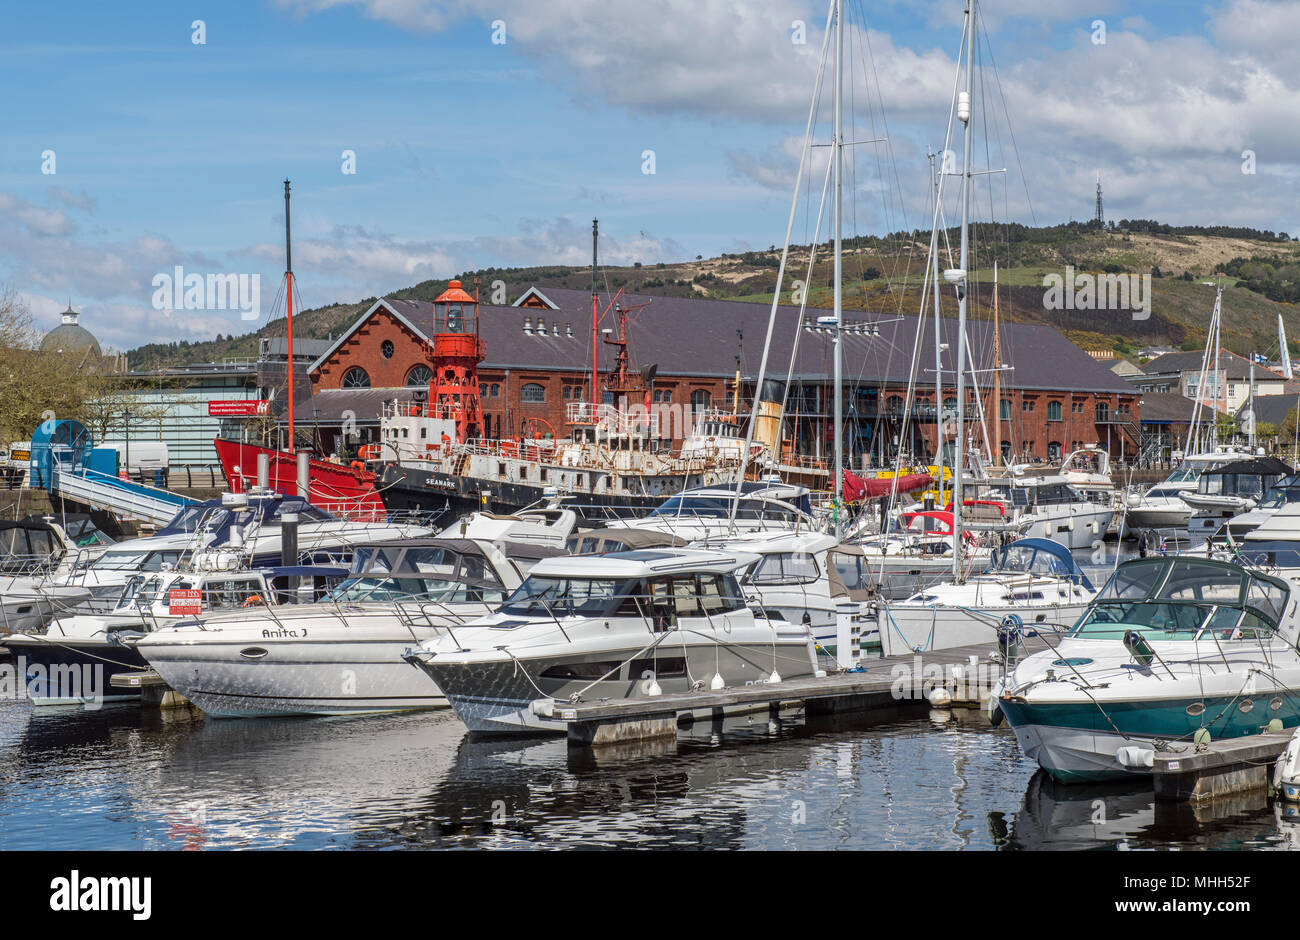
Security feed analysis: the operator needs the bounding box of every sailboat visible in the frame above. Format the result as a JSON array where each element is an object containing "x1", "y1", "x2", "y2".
[{"x1": 1125, "y1": 285, "x2": 1252, "y2": 531}]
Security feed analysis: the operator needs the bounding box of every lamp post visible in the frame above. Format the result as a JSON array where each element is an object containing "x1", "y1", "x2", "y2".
[{"x1": 122, "y1": 408, "x2": 132, "y2": 481}]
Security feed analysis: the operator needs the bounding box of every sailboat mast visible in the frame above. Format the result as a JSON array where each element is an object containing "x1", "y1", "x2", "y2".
[
  {"x1": 591, "y1": 219, "x2": 599, "y2": 414},
  {"x1": 952, "y1": 1, "x2": 974, "y2": 581},
  {"x1": 992, "y1": 261, "x2": 1001, "y2": 466},
  {"x1": 832, "y1": 0, "x2": 845, "y2": 539},
  {"x1": 929, "y1": 150, "x2": 944, "y2": 498},
  {"x1": 284, "y1": 179, "x2": 295, "y2": 453}
]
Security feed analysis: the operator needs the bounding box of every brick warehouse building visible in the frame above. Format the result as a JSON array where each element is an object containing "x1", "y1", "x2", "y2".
[{"x1": 295, "y1": 284, "x2": 1141, "y2": 465}]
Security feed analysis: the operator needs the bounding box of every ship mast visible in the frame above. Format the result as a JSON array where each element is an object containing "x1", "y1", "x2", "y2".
[
  {"x1": 591, "y1": 219, "x2": 600, "y2": 414},
  {"x1": 928, "y1": 150, "x2": 944, "y2": 495},
  {"x1": 992, "y1": 261, "x2": 1001, "y2": 467},
  {"x1": 284, "y1": 179, "x2": 295, "y2": 452},
  {"x1": 831, "y1": 0, "x2": 845, "y2": 538},
  {"x1": 950, "y1": 0, "x2": 975, "y2": 581}
]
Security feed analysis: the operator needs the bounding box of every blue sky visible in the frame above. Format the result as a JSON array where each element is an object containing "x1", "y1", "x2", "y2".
[{"x1": 2, "y1": 0, "x2": 1297, "y2": 350}]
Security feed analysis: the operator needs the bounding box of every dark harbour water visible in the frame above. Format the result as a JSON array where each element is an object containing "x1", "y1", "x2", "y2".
[
  {"x1": 2, "y1": 544, "x2": 1295, "y2": 852},
  {"x1": 0, "y1": 697, "x2": 1295, "y2": 851}
]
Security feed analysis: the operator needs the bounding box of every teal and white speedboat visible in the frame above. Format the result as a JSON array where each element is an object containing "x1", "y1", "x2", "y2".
[{"x1": 995, "y1": 555, "x2": 1300, "y2": 782}]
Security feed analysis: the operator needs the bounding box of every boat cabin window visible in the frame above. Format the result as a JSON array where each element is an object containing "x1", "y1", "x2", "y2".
[
  {"x1": 745, "y1": 552, "x2": 820, "y2": 585},
  {"x1": 832, "y1": 553, "x2": 872, "y2": 594},
  {"x1": 500, "y1": 577, "x2": 624, "y2": 618},
  {"x1": 164, "y1": 506, "x2": 231, "y2": 533},
  {"x1": 204, "y1": 578, "x2": 266, "y2": 610}
]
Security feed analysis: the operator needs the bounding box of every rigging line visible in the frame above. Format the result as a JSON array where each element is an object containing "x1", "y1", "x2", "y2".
[
  {"x1": 778, "y1": 143, "x2": 836, "y2": 458},
  {"x1": 732, "y1": 0, "x2": 835, "y2": 516},
  {"x1": 975, "y1": 3, "x2": 1037, "y2": 227}
]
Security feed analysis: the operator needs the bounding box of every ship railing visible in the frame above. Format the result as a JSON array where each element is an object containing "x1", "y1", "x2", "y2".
[{"x1": 565, "y1": 402, "x2": 661, "y2": 437}]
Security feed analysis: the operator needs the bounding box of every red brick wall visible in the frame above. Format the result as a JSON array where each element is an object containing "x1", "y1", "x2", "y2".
[{"x1": 310, "y1": 306, "x2": 729, "y2": 444}]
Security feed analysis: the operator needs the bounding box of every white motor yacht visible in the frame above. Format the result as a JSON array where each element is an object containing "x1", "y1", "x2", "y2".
[
  {"x1": 601, "y1": 482, "x2": 816, "y2": 543},
  {"x1": 3, "y1": 565, "x2": 344, "y2": 706},
  {"x1": 1181, "y1": 455, "x2": 1291, "y2": 542},
  {"x1": 1124, "y1": 449, "x2": 1253, "y2": 530},
  {"x1": 404, "y1": 549, "x2": 820, "y2": 733},
  {"x1": 135, "y1": 536, "x2": 559, "y2": 717},
  {"x1": 974, "y1": 474, "x2": 1112, "y2": 550}
]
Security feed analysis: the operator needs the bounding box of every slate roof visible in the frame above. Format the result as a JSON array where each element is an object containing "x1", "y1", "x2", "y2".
[
  {"x1": 312, "y1": 287, "x2": 1136, "y2": 395},
  {"x1": 1137, "y1": 392, "x2": 1197, "y2": 424},
  {"x1": 1141, "y1": 349, "x2": 1287, "y2": 382}
]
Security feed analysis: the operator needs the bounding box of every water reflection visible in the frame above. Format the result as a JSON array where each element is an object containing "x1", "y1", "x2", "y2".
[{"x1": 0, "y1": 693, "x2": 1297, "y2": 850}]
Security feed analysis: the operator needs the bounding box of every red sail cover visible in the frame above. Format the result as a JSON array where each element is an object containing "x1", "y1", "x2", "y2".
[{"x1": 843, "y1": 470, "x2": 933, "y2": 501}]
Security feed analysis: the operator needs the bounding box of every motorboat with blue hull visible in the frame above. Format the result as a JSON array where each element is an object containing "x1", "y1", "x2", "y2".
[
  {"x1": 994, "y1": 555, "x2": 1300, "y2": 782},
  {"x1": 2, "y1": 566, "x2": 346, "y2": 707},
  {"x1": 405, "y1": 549, "x2": 821, "y2": 734}
]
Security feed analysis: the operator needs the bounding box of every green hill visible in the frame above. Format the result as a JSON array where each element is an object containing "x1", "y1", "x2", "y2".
[{"x1": 127, "y1": 220, "x2": 1300, "y2": 370}]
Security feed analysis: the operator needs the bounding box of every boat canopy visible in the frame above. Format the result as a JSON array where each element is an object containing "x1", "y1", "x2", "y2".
[
  {"x1": 986, "y1": 538, "x2": 1093, "y2": 590},
  {"x1": 1072, "y1": 556, "x2": 1289, "y2": 640}
]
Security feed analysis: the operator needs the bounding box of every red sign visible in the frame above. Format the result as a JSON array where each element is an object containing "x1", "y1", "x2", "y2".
[
  {"x1": 209, "y1": 400, "x2": 270, "y2": 417},
  {"x1": 168, "y1": 589, "x2": 203, "y2": 616}
]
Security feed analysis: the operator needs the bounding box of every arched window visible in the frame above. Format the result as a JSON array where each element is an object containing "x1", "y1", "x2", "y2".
[
  {"x1": 521, "y1": 383, "x2": 546, "y2": 403},
  {"x1": 405, "y1": 365, "x2": 433, "y2": 386},
  {"x1": 1047, "y1": 401, "x2": 1062, "y2": 422},
  {"x1": 884, "y1": 395, "x2": 904, "y2": 415},
  {"x1": 381, "y1": 340, "x2": 395, "y2": 360},
  {"x1": 691, "y1": 389, "x2": 711, "y2": 411},
  {"x1": 1095, "y1": 401, "x2": 1109, "y2": 422},
  {"x1": 341, "y1": 367, "x2": 370, "y2": 389},
  {"x1": 1048, "y1": 441, "x2": 1062, "y2": 461},
  {"x1": 999, "y1": 399, "x2": 1012, "y2": 421}
]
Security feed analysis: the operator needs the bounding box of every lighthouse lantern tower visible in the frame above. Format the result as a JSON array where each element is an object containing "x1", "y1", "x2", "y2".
[{"x1": 425, "y1": 279, "x2": 484, "y2": 443}]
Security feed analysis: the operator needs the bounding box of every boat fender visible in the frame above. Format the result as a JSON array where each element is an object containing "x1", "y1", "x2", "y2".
[
  {"x1": 530, "y1": 699, "x2": 555, "y2": 718},
  {"x1": 1115, "y1": 745, "x2": 1155, "y2": 770},
  {"x1": 997, "y1": 615, "x2": 1022, "y2": 665},
  {"x1": 985, "y1": 694, "x2": 1004, "y2": 728},
  {"x1": 1123, "y1": 630, "x2": 1154, "y2": 667},
  {"x1": 927, "y1": 686, "x2": 952, "y2": 707},
  {"x1": 1274, "y1": 729, "x2": 1300, "y2": 800}
]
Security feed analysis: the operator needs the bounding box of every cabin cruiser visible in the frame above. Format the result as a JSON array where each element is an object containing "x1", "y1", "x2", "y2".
[
  {"x1": 1204, "y1": 473, "x2": 1300, "y2": 545},
  {"x1": 567, "y1": 527, "x2": 688, "y2": 555},
  {"x1": 1124, "y1": 449, "x2": 1253, "y2": 530},
  {"x1": 878, "y1": 538, "x2": 1096, "y2": 657},
  {"x1": 437, "y1": 504, "x2": 576, "y2": 549},
  {"x1": 601, "y1": 482, "x2": 816, "y2": 542},
  {"x1": 0, "y1": 519, "x2": 95, "y2": 635},
  {"x1": 1181, "y1": 456, "x2": 1291, "y2": 542},
  {"x1": 135, "y1": 537, "x2": 561, "y2": 717},
  {"x1": 2, "y1": 565, "x2": 344, "y2": 706},
  {"x1": 403, "y1": 549, "x2": 820, "y2": 733},
  {"x1": 994, "y1": 556, "x2": 1300, "y2": 782},
  {"x1": 1059, "y1": 445, "x2": 1119, "y2": 511},
  {"x1": 715, "y1": 530, "x2": 874, "y2": 660},
  {"x1": 853, "y1": 508, "x2": 1000, "y2": 600},
  {"x1": 974, "y1": 475, "x2": 1112, "y2": 550},
  {"x1": 59, "y1": 492, "x2": 435, "y2": 612}
]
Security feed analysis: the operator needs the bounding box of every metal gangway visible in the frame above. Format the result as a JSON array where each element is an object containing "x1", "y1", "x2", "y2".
[{"x1": 49, "y1": 465, "x2": 195, "y2": 526}]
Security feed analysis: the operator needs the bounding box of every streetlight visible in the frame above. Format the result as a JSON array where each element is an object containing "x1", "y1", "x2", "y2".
[{"x1": 122, "y1": 408, "x2": 132, "y2": 481}]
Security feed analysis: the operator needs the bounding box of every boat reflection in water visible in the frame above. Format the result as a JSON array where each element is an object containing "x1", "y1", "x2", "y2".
[{"x1": 996, "y1": 771, "x2": 1283, "y2": 851}]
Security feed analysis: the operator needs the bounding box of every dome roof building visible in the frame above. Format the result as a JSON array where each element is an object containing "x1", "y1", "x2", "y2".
[{"x1": 40, "y1": 304, "x2": 102, "y2": 366}]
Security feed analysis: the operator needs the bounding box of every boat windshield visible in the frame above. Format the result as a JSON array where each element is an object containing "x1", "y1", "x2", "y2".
[
  {"x1": 1072, "y1": 557, "x2": 1288, "y2": 640},
  {"x1": 163, "y1": 506, "x2": 231, "y2": 533},
  {"x1": 90, "y1": 549, "x2": 182, "y2": 572},
  {"x1": 647, "y1": 495, "x2": 798, "y2": 522},
  {"x1": 989, "y1": 543, "x2": 1074, "y2": 578},
  {"x1": 1257, "y1": 475, "x2": 1300, "y2": 509},
  {"x1": 500, "y1": 576, "x2": 625, "y2": 617},
  {"x1": 326, "y1": 576, "x2": 504, "y2": 604}
]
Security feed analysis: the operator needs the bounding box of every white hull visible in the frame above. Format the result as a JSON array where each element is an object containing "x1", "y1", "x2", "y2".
[
  {"x1": 1007, "y1": 722, "x2": 1148, "y2": 781},
  {"x1": 144, "y1": 643, "x2": 447, "y2": 717},
  {"x1": 1017, "y1": 509, "x2": 1112, "y2": 549},
  {"x1": 879, "y1": 601, "x2": 1090, "y2": 656}
]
